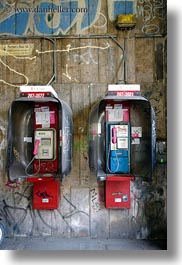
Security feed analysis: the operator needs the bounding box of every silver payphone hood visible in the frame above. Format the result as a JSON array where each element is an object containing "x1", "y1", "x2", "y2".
[
  {"x1": 89, "y1": 94, "x2": 156, "y2": 181},
  {"x1": 6, "y1": 93, "x2": 73, "y2": 182}
]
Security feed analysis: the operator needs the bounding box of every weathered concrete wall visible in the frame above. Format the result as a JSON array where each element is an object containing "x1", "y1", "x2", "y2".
[{"x1": 0, "y1": 0, "x2": 167, "y2": 240}]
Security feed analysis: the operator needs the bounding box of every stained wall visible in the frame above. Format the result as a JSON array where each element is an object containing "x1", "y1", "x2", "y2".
[{"x1": 0, "y1": 0, "x2": 167, "y2": 239}]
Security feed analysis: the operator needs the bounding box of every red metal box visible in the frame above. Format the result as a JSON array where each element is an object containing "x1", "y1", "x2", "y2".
[
  {"x1": 105, "y1": 176, "x2": 134, "y2": 209},
  {"x1": 32, "y1": 179, "x2": 60, "y2": 210}
]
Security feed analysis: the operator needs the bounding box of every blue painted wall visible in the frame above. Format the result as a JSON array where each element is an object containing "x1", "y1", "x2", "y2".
[{"x1": 0, "y1": 0, "x2": 135, "y2": 36}]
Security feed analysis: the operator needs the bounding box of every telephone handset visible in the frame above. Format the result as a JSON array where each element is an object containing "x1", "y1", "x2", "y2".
[
  {"x1": 33, "y1": 139, "x2": 40, "y2": 156},
  {"x1": 112, "y1": 127, "x2": 117, "y2": 144},
  {"x1": 34, "y1": 129, "x2": 56, "y2": 160},
  {"x1": 110, "y1": 125, "x2": 129, "y2": 150}
]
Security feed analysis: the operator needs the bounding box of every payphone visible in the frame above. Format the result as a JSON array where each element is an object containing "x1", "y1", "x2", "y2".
[
  {"x1": 105, "y1": 101, "x2": 131, "y2": 174},
  {"x1": 34, "y1": 129, "x2": 56, "y2": 160},
  {"x1": 6, "y1": 86, "x2": 73, "y2": 209},
  {"x1": 106, "y1": 123, "x2": 130, "y2": 174},
  {"x1": 32, "y1": 102, "x2": 59, "y2": 175},
  {"x1": 89, "y1": 84, "x2": 156, "y2": 209}
]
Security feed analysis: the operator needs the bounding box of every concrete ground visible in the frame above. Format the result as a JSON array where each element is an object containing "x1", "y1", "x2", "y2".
[{"x1": 0, "y1": 236, "x2": 167, "y2": 250}]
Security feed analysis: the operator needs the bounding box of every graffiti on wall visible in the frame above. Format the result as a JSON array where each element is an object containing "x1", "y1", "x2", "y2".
[
  {"x1": 0, "y1": 0, "x2": 102, "y2": 35},
  {"x1": 130, "y1": 177, "x2": 166, "y2": 239},
  {"x1": 0, "y1": 0, "x2": 166, "y2": 36},
  {"x1": 0, "y1": 177, "x2": 166, "y2": 238},
  {"x1": 0, "y1": 183, "x2": 89, "y2": 236},
  {"x1": 137, "y1": 0, "x2": 167, "y2": 35}
]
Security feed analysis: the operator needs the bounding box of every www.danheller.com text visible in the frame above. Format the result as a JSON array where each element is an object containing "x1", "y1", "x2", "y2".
[{"x1": 5, "y1": 5, "x2": 88, "y2": 14}]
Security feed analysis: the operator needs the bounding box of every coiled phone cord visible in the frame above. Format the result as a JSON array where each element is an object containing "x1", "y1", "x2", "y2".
[{"x1": 106, "y1": 144, "x2": 120, "y2": 174}]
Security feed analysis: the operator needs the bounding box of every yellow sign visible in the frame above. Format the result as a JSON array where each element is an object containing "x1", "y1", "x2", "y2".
[{"x1": 0, "y1": 43, "x2": 34, "y2": 57}]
